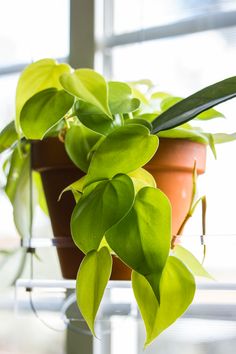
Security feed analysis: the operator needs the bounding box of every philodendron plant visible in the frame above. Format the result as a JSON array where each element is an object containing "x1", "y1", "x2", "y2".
[{"x1": 1, "y1": 59, "x2": 236, "y2": 346}]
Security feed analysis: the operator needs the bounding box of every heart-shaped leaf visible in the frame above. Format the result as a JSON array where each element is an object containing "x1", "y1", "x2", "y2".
[
  {"x1": 108, "y1": 81, "x2": 140, "y2": 114},
  {"x1": 60, "y1": 69, "x2": 112, "y2": 118},
  {"x1": 65, "y1": 124, "x2": 102, "y2": 172},
  {"x1": 86, "y1": 125, "x2": 158, "y2": 184},
  {"x1": 152, "y1": 76, "x2": 236, "y2": 133},
  {"x1": 0, "y1": 121, "x2": 17, "y2": 153},
  {"x1": 106, "y1": 186, "x2": 171, "y2": 299},
  {"x1": 174, "y1": 245, "x2": 213, "y2": 279},
  {"x1": 20, "y1": 88, "x2": 74, "y2": 139},
  {"x1": 128, "y1": 168, "x2": 156, "y2": 193},
  {"x1": 71, "y1": 174, "x2": 135, "y2": 254},
  {"x1": 16, "y1": 58, "x2": 71, "y2": 133},
  {"x1": 132, "y1": 256, "x2": 196, "y2": 347},
  {"x1": 76, "y1": 247, "x2": 112, "y2": 335}
]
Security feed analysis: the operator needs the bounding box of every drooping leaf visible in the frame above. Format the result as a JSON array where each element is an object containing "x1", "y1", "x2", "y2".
[
  {"x1": 173, "y1": 245, "x2": 213, "y2": 279},
  {"x1": 5, "y1": 145, "x2": 27, "y2": 203},
  {"x1": 16, "y1": 58, "x2": 71, "y2": 133},
  {"x1": 65, "y1": 124, "x2": 102, "y2": 172},
  {"x1": 106, "y1": 187, "x2": 171, "y2": 299},
  {"x1": 76, "y1": 247, "x2": 112, "y2": 335},
  {"x1": 212, "y1": 132, "x2": 236, "y2": 144},
  {"x1": 59, "y1": 175, "x2": 86, "y2": 203},
  {"x1": 32, "y1": 171, "x2": 48, "y2": 215},
  {"x1": 152, "y1": 76, "x2": 236, "y2": 133},
  {"x1": 108, "y1": 81, "x2": 140, "y2": 114},
  {"x1": 132, "y1": 256, "x2": 196, "y2": 347},
  {"x1": 20, "y1": 88, "x2": 74, "y2": 139},
  {"x1": 71, "y1": 174, "x2": 135, "y2": 254},
  {"x1": 0, "y1": 121, "x2": 18, "y2": 153},
  {"x1": 128, "y1": 168, "x2": 156, "y2": 193},
  {"x1": 60, "y1": 69, "x2": 112, "y2": 118},
  {"x1": 86, "y1": 125, "x2": 158, "y2": 184},
  {"x1": 13, "y1": 155, "x2": 31, "y2": 238}
]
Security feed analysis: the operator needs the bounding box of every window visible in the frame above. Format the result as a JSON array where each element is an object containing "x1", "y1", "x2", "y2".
[{"x1": 97, "y1": 0, "x2": 236, "y2": 235}]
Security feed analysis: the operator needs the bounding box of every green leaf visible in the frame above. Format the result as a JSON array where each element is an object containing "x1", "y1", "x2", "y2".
[
  {"x1": 58, "y1": 175, "x2": 86, "y2": 203},
  {"x1": 196, "y1": 108, "x2": 224, "y2": 120},
  {"x1": 160, "y1": 96, "x2": 182, "y2": 111},
  {"x1": 32, "y1": 172, "x2": 48, "y2": 215},
  {"x1": 16, "y1": 58, "x2": 71, "y2": 133},
  {"x1": 157, "y1": 126, "x2": 209, "y2": 144},
  {"x1": 108, "y1": 81, "x2": 140, "y2": 114},
  {"x1": 106, "y1": 187, "x2": 171, "y2": 299},
  {"x1": 76, "y1": 247, "x2": 112, "y2": 335},
  {"x1": 152, "y1": 76, "x2": 236, "y2": 133},
  {"x1": 124, "y1": 118, "x2": 152, "y2": 131},
  {"x1": 0, "y1": 121, "x2": 18, "y2": 153},
  {"x1": 20, "y1": 88, "x2": 74, "y2": 139},
  {"x1": 212, "y1": 132, "x2": 236, "y2": 144},
  {"x1": 132, "y1": 256, "x2": 196, "y2": 347},
  {"x1": 12, "y1": 152, "x2": 31, "y2": 238},
  {"x1": 65, "y1": 124, "x2": 102, "y2": 172},
  {"x1": 60, "y1": 69, "x2": 112, "y2": 118},
  {"x1": 86, "y1": 125, "x2": 158, "y2": 184},
  {"x1": 128, "y1": 168, "x2": 156, "y2": 193},
  {"x1": 174, "y1": 245, "x2": 213, "y2": 279},
  {"x1": 71, "y1": 174, "x2": 135, "y2": 254},
  {"x1": 5, "y1": 145, "x2": 26, "y2": 203}
]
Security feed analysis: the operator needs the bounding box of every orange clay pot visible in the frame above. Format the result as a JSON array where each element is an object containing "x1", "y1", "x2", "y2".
[
  {"x1": 31, "y1": 137, "x2": 206, "y2": 280},
  {"x1": 145, "y1": 138, "x2": 206, "y2": 235}
]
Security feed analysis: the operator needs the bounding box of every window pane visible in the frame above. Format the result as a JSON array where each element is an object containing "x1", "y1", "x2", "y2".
[
  {"x1": 0, "y1": 0, "x2": 69, "y2": 67},
  {"x1": 113, "y1": 0, "x2": 236, "y2": 34},
  {"x1": 112, "y1": 27, "x2": 236, "y2": 235}
]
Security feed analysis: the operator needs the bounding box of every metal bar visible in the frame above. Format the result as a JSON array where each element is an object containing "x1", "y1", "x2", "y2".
[
  {"x1": 101, "y1": 10, "x2": 236, "y2": 49},
  {"x1": 15, "y1": 278, "x2": 236, "y2": 291}
]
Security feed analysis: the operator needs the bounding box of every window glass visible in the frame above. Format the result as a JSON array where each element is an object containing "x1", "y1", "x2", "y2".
[
  {"x1": 113, "y1": 0, "x2": 236, "y2": 34},
  {"x1": 0, "y1": 0, "x2": 69, "y2": 67},
  {"x1": 111, "y1": 27, "x2": 236, "y2": 235}
]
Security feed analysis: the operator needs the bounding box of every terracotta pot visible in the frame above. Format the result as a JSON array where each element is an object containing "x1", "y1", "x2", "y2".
[
  {"x1": 31, "y1": 137, "x2": 206, "y2": 280},
  {"x1": 145, "y1": 138, "x2": 206, "y2": 235},
  {"x1": 31, "y1": 138, "x2": 131, "y2": 280}
]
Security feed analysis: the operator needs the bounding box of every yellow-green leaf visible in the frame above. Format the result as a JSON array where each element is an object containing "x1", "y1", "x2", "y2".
[
  {"x1": 132, "y1": 256, "x2": 196, "y2": 347},
  {"x1": 60, "y1": 69, "x2": 112, "y2": 118},
  {"x1": 76, "y1": 247, "x2": 112, "y2": 335},
  {"x1": 16, "y1": 58, "x2": 71, "y2": 133}
]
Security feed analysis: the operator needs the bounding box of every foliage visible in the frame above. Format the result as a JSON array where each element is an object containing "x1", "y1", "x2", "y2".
[{"x1": 1, "y1": 58, "x2": 236, "y2": 346}]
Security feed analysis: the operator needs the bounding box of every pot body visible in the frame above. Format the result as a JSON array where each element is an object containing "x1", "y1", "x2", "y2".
[
  {"x1": 145, "y1": 138, "x2": 206, "y2": 235},
  {"x1": 31, "y1": 137, "x2": 206, "y2": 279}
]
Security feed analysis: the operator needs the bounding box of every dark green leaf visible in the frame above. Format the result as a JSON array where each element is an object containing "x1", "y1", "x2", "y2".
[
  {"x1": 71, "y1": 174, "x2": 135, "y2": 254},
  {"x1": 76, "y1": 247, "x2": 112, "y2": 335},
  {"x1": 132, "y1": 256, "x2": 196, "y2": 347},
  {"x1": 0, "y1": 121, "x2": 17, "y2": 153},
  {"x1": 86, "y1": 125, "x2": 158, "y2": 185},
  {"x1": 152, "y1": 76, "x2": 236, "y2": 133},
  {"x1": 20, "y1": 88, "x2": 74, "y2": 139},
  {"x1": 106, "y1": 187, "x2": 171, "y2": 299},
  {"x1": 65, "y1": 124, "x2": 102, "y2": 172}
]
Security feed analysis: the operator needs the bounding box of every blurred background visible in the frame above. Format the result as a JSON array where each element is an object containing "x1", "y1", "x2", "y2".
[{"x1": 0, "y1": 0, "x2": 236, "y2": 353}]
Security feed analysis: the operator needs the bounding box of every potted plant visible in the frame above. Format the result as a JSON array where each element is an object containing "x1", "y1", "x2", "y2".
[{"x1": 1, "y1": 58, "x2": 236, "y2": 346}]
